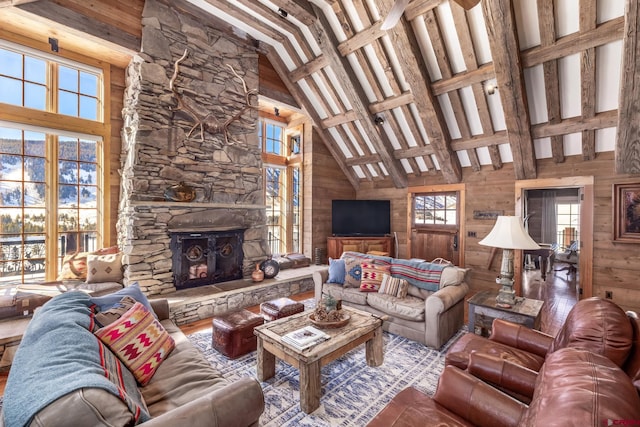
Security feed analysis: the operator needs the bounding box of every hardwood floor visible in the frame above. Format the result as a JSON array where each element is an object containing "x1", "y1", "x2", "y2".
[{"x1": 0, "y1": 269, "x2": 575, "y2": 397}]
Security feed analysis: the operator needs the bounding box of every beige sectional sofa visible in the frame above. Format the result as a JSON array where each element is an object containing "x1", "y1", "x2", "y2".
[
  {"x1": 2, "y1": 290, "x2": 264, "y2": 427},
  {"x1": 313, "y1": 251, "x2": 470, "y2": 349}
]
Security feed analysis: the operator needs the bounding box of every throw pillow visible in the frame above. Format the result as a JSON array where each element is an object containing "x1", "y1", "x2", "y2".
[
  {"x1": 360, "y1": 263, "x2": 390, "y2": 292},
  {"x1": 440, "y1": 266, "x2": 471, "y2": 288},
  {"x1": 94, "y1": 295, "x2": 137, "y2": 328},
  {"x1": 379, "y1": 274, "x2": 408, "y2": 296},
  {"x1": 90, "y1": 282, "x2": 156, "y2": 317},
  {"x1": 396, "y1": 278, "x2": 410, "y2": 298},
  {"x1": 343, "y1": 257, "x2": 363, "y2": 288},
  {"x1": 57, "y1": 246, "x2": 119, "y2": 280},
  {"x1": 327, "y1": 258, "x2": 346, "y2": 284},
  {"x1": 86, "y1": 252, "x2": 124, "y2": 283},
  {"x1": 94, "y1": 302, "x2": 175, "y2": 386}
]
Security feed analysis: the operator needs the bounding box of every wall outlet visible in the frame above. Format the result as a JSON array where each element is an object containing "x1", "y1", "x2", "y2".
[{"x1": 605, "y1": 291, "x2": 613, "y2": 299}]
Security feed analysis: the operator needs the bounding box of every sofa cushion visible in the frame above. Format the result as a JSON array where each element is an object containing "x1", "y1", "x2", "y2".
[
  {"x1": 360, "y1": 262, "x2": 390, "y2": 292},
  {"x1": 141, "y1": 319, "x2": 233, "y2": 416},
  {"x1": 623, "y1": 311, "x2": 640, "y2": 394},
  {"x1": 322, "y1": 283, "x2": 369, "y2": 306},
  {"x1": 367, "y1": 293, "x2": 425, "y2": 322},
  {"x1": 521, "y1": 348, "x2": 640, "y2": 425},
  {"x1": 327, "y1": 258, "x2": 346, "y2": 284},
  {"x1": 86, "y1": 251, "x2": 123, "y2": 283},
  {"x1": 379, "y1": 274, "x2": 407, "y2": 296},
  {"x1": 343, "y1": 256, "x2": 364, "y2": 288},
  {"x1": 95, "y1": 302, "x2": 175, "y2": 386}
]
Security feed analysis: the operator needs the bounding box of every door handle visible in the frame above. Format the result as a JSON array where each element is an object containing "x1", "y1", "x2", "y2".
[{"x1": 453, "y1": 234, "x2": 458, "y2": 250}]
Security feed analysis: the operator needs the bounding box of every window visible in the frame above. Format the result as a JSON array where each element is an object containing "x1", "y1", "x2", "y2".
[
  {"x1": 556, "y1": 203, "x2": 580, "y2": 247},
  {"x1": 413, "y1": 193, "x2": 458, "y2": 226},
  {"x1": 0, "y1": 39, "x2": 105, "y2": 285},
  {"x1": 260, "y1": 119, "x2": 302, "y2": 255}
]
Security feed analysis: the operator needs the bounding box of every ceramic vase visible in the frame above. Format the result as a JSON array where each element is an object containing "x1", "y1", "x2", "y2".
[{"x1": 252, "y1": 263, "x2": 264, "y2": 282}]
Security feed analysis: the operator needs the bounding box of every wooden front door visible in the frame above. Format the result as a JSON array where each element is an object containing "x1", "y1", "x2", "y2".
[{"x1": 410, "y1": 192, "x2": 460, "y2": 264}]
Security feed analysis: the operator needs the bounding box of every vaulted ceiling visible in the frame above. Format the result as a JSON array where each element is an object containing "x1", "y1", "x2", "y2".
[{"x1": 3, "y1": 0, "x2": 640, "y2": 190}]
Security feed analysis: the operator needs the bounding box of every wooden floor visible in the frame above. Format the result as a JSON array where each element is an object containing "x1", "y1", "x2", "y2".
[{"x1": 0, "y1": 266, "x2": 576, "y2": 396}]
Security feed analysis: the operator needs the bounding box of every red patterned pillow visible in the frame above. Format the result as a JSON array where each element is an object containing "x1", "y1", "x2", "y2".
[
  {"x1": 360, "y1": 263, "x2": 390, "y2": 292},
  {"x1": 94, "y1": 301, "x2": 175, "y2": 386}
]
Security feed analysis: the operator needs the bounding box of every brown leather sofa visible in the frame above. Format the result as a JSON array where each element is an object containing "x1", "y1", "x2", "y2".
[
  {"x1": 2, "y1": 297, "x2": 265, "y2": 427},
  {"x1": 367, "y1": 298, "x2": 640, "y2": 426}
]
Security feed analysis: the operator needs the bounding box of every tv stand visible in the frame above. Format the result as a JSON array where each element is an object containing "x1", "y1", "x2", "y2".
[{"x1": 327, "y1": 236, "x2": 394, "y2": 260}]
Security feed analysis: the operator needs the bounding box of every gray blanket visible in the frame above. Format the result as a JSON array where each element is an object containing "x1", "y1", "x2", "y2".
[{"x1": 3, "y1": 291, "x2": 150, "y2": 427}]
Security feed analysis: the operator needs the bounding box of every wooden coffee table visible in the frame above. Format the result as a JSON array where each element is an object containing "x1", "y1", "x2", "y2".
[{"x1": 254, "y1": 305, "x2": 385, "y2": 413}]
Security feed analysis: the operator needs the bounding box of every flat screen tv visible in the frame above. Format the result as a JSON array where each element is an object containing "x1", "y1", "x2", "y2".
[{"x1": 332, "y1": 200, "x2": 391, "y2": 237}]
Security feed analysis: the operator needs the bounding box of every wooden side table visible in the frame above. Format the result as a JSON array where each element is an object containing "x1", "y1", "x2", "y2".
[{"x1": 468, "y1": 290, "x2": 544, "y2": 336}]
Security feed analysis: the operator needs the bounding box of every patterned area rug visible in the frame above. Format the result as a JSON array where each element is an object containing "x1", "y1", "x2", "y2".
[{"x1": 187, "y1": 302, "x2": 465, "y2": 426}]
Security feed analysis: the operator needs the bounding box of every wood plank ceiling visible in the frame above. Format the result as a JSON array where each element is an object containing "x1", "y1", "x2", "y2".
[
  {"x1": 181, "y1": 0, "x2": 631, "y2": 189},
  {"x1": 3, "y1": 0, "x2": 635, "y2": 189}
]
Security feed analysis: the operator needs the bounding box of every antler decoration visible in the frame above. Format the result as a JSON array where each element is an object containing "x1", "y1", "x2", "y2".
[{"x1": 169, "y1": 49, "x2": 258, "y2": 145}]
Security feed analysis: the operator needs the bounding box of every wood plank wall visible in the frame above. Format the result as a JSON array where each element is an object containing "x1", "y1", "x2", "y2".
[
  {"x1": 108, "y1": 64, "x2": 126, "y2": 246},
  {"x1": 307, "y1": 127, "x2": 355, "y2": 261},
  {"x1": 357, "y1": 152, "x2": 640, "y2": 313}
]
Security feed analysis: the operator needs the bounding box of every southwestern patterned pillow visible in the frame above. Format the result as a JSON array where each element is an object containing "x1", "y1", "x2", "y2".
[
  {"x1": 343, "y1": 257, "x2": 364, "y2": 288},
  {"x1": 379, "y1": 274, "x2": 408, "y2": 296},
  {"x1": 360, "y1": 263, "x2": 390, "y2": 292},
  {"x1": 94, "y1": 296, "x2": 137, "y2": 328},
  {"x1": 86, "y1": 252, "x2": 124, "y2": 283},
  {"x1": 94, "y1": 302, "x2": 175, "y2": 386}
]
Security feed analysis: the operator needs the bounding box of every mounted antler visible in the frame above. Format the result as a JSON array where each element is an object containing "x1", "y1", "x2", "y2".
[{"x1": 169, "y1": 50, "x2": 258, "y2": 145}]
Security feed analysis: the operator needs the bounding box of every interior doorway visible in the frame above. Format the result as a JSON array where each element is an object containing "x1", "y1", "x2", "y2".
[{"x1": 514, "y1": 177, "x2": 593, "y2": 300}]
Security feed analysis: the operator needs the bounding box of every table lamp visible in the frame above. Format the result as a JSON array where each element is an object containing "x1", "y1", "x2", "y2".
[{"x1": 479, "y1": 216, "x2": 540, "y2": 307}]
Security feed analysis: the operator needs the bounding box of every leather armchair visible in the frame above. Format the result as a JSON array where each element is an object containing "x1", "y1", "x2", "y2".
[{"x1": 446, "y1": 297, "x2": 634, "y2": 372}]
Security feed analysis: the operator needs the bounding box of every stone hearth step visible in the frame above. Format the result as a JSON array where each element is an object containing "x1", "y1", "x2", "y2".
[{"x1": 161, "y1": 265, "x2": 324, "y2": 325}]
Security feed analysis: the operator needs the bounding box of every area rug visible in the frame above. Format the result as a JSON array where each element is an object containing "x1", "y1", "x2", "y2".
[{"x1": 188, "y1": 308, "x2": 465, "y2": 426}]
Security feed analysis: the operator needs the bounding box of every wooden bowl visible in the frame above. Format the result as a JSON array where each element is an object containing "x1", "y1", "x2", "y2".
[{"x1": 309, "y1": 313, "x2": 350, "y2": 329}]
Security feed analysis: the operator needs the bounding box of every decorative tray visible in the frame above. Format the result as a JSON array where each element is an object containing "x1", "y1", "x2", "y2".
[{"x1": 309, "y1": 313, "x2": 350, "y2": 329}]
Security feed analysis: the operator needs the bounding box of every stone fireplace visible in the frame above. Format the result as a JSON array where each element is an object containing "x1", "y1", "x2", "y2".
[{"x1": 117, "y1": 0, "x2": 269, "y2": 297}]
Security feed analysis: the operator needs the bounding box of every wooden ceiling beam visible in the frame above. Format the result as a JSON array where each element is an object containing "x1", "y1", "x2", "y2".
[
  {"x1": 289, "y1": 55, "x2": 329, "y2": 82},
  {"x1": 616, "y1": 0, "x2": 640, "y2": 174},
  {"x1": 337, "y1": 20, "x2": 385, "y2": 56},
  {"x1": 345, "y1": 154, "x2": 382, "y2": 166},
  {"x1": 532, "y1": 109, "x2": 618, "y2": 139},
  {"x1": 580, "y1": 0, "x2": 597, "y2": 161},
  {"x1": 368, "y1": 91, "x2": 414, "y2": 114},
  {"x1": 483, "y1": 0, "x2": 536, "y2": 180},
  {"x1": 321, "y1": 110, "x2": 358, "y2": 128},
  {"x1": 431, "y1": 63, "x2": 495, "y2": 95},
  {"x1": 16, "y1": 0, "x2": 140, "y2": 53},
  {"x1": 537, "y1": 0, "x2": 564, "y2": 164},
  {"x1": 312, "y1": 4, "x2": 407, "y2": 188},
  {"x1": 265, "y1": 48, "x2": 361, "y2": 189},
  {"x1": 404, "y1": 0, "x2": 441, "y2": 21},
  {"x1": 268, "y1": 0, "x2": 317, "y2": 26},
  {"x1": 378, "y1": 0, "x2": 462, "y2": 183},
  {"x1": 522, "y1": 16, "x2": 624, "y2": 68}
]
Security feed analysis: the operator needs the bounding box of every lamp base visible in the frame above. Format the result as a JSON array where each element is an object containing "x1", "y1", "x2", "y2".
[{"x1": 496, "y1": 286, "x2": 516, "y2": 308}]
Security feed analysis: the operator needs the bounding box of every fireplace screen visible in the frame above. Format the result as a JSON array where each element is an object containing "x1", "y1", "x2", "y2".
[{"x1": 170, "y1": 230, "x2": 244, "y2": 289}]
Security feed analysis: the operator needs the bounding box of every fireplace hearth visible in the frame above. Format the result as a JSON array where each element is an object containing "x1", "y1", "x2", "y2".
[{"x1": 170, "y1": 230, "x2": 245, "y2": 289}]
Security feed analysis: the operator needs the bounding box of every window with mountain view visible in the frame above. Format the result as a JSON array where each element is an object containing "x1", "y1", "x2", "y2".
[
  {"x1": 0, "y1": 39, "x2": 104, "y2": 285},
  {"x1": 260, "y1": 119, "x2": 302, "y2": 255}
]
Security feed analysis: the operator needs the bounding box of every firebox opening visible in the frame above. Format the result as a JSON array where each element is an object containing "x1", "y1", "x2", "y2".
[{"x1": 170, "y1": 229, "x2": 245, "y2": 289}]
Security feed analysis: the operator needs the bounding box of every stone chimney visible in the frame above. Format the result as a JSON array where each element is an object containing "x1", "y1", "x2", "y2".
[{"x1": 117, "y1": 0, "x2": 269, "y2": 296}]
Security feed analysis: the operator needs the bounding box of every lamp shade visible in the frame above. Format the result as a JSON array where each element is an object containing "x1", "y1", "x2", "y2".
[{"x1": 478, "y1": 216, "x2": 541, "y2": 250}]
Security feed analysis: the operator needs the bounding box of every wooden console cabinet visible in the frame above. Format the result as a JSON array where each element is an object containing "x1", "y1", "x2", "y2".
[{"x1": 327, "y1": 236, "x2": 394, "y2": 260}]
